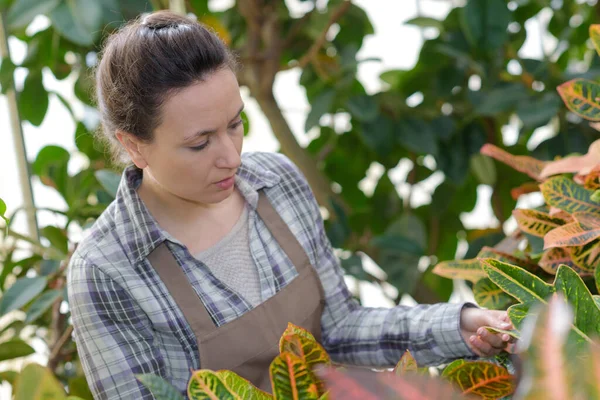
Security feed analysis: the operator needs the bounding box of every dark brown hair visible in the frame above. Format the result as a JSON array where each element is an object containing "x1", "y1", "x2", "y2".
[{"x1": 95, "y1": 11, "x2": 237, "y2": 164}]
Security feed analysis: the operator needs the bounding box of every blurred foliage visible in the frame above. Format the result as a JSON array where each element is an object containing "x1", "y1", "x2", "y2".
[{"x1": 1, "y1": 0, "x2": 600, "y2": 397}]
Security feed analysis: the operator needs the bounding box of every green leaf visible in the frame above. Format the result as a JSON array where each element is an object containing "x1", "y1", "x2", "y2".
[
  {"x1": 470, "y1": 153, "x2": 496, "y2": 186},
  {"x1": 484, "y1": 326, "x2": 520, "y2": 339},
  {"x1": 595, "y1": 265, "x2": 600, "y2": 294},
  {"x1": 540, "y1": 176, "x2": 600, "y2": 215},
  {"x1": 346, "y1": 95, "x2": 378, "y2": 122},
  {"x1": 0, "y1": 276, "x2": 47, "y2": 316},
  {"x1": 0, "y1": 197, "x2": 7, "y2": 223},
  {"x1": 370, "y1": 234, "x2": 423, "y2": 255},
  {"x1": 481, "y1": 258, "x2": 554, "y2": 304},
  {"x1": 513, "y1": 209, "x2": 567, "y2": 238},
  {"x1": 216, "y1": 371, "x2": 272, "y2": 400},
  {"x1": 396, "y1": 118, "x2": 438, "y2": 157},
  {"x1": 50, "y1": 0, "x2": 103, "y2": 46},
  {"x1": 0, "y1": 56, "x2": 16, "y2": 94},
  {"x1": 32, "y1": 145, "x2": 70, "y2": 197},
  {"x1": 553, "y1": 265, "x2": 600, "y2": 345},
  {"x1": 475, "y1": 84, "x2": 528, "y2": 116},
  {"x1": 508, "y1": 302, "x2": 531, "y2": 330},
  {"x1": 136, "y1": 374, "x2": 185, "y2": 400},
  {"x1": 67, "y1": 376, "x2": 93, "y2": 400},
  {"x1": 360, "y1": 116, "x2": 395, "y2": 158},
  {"x1": 442, "y1": 360, "x2": 515, "y2": 399},
  {"x1": 460, "y1": 0, "x2": 511, "y2": 52},
  {"x1": 6, "y1": 0, "x2": 60, "y2": 29},
  {"x1": 405, "y1": 16, "x2": 444, "y2": 32},
  {"x1": 474, "y1": 278, "x2": 515, "y2": 310},
  {"x1": 14, "y1": 363, "x2": 66, "y2": 400},
  {"x1": 557, "y1": 79, "x2": 600, "y2": 121},
  {"x1": 187, "y1": 369, "x2": 270, "y2": 399},
  {"x1": 0, "y1": 371, "x2": 18, "y2": 385},
  {"x1": 40, "y1": 226, "x2": 68, "y2": 255},
  {"x1": 0, "y1": 339, "x2": 35, "y2": 362},
  {"x1": 18, "y1": 72, "x2": 49, "y2": 126},
  {"x1": 95, "y1": 170, "x2": 121, "y2": 198},
  {"x1": 305, "y1": 89, "x2": 335, "y2": 131},
  {"x1": 590, "y1": 25, "x2": 600, "y2": 57},
  {"x1": 517, "y1": 92, "x2": 561, "y2": 129},
  {"x1": 25, "y1": 289, "x2": 62, "y2": 323}
]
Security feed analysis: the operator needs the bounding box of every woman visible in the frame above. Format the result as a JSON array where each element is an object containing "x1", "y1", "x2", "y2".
[{"x1": 67, "y1": 10, "x2": 514, "y2": 399}]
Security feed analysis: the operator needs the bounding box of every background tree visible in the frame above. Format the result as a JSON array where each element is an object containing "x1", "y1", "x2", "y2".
[{"x1": 0, "y1": 0, "x2": 598, "y2": 396}]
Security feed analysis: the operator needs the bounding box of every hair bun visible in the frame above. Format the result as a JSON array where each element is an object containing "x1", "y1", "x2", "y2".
[{"x1": 141, "y1": 11, "x2": 191, "y2": 30}]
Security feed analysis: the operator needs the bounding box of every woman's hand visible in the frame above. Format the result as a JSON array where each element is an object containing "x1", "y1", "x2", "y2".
[{"x1": 460, "y1": 307, "x2": 516, "y2": 357}]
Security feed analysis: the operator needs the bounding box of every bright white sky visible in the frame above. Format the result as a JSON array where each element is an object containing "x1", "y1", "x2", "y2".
[{"x1": 0, "y1": 0, "x2": 550, "y2": 391}]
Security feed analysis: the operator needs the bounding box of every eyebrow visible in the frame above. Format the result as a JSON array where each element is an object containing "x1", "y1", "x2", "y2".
[{"x1": 182, "y1": 104, "x2": 245, "y2": 143}]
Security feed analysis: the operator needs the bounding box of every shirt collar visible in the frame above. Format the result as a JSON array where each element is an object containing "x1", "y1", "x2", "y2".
[{"x1": 113, "y1": 153, "x2": 281, "y2": 263}]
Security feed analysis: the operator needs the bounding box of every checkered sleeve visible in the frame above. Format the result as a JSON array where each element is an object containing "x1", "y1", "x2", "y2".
[
  {"x1": 68, "y1": 256, "x2": 169, "y2": 399},
  {"x1": 277, "y1": 154, "x2": 476, "y2": 367}
]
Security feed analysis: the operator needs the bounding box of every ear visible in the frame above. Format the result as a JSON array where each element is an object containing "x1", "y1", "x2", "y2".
[{"x1": 115, "y1": 131, "x2": 148, "y2": 169}]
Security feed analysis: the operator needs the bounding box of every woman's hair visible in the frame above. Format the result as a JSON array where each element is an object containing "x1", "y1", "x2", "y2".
[{"x1": 95, "y1": 11, "x2": 237, "y2": 164}]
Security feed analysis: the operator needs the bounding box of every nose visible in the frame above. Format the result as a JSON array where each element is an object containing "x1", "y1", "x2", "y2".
[{"x1": 215, "y1": 132, "x2": 241, "y2": 170}]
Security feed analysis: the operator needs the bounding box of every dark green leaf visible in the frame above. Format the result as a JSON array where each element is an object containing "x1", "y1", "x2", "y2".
[
  {"x1": 6, "y1": 0, "x2": 60, "y2": 29},
  {"x1": 0, "y1": 277, "x2": 47, "y2": 316},
  {"x1": 32, "y1": 145, "x2": 70, "y2": 195},
  {"x1": 396, "y1": 118, "x2": 438, "y2": 157},
  {"x1": 346, "y1": 95, "x2": 378, "y2": 122},
  {"x1": 475, "y1": 84, "x2": 528, "y2": 116},
  {"x1": 40, "y1": 226, "x2": 68, "y2": 255},
  {"x1": 136, "y1": 374, "x2": 185, "y2": 400},
  {"x1": 305, "y1": 89, "x2": 335, "y2": 131},
  {"x1": 50, "y1": 0, "x2": 103, "y2": 46},
  {"x1": 0, "y1": 56, "x2": 16, "y2": 94},
  {"x1": 74, "y1": 70, "x2": 95, "y2": 106},
  {"x1": 0, "y1": 371, "x2": 18, "y2": 385},
  {"x1": 39, "y1": 259, "x2": 60, "y2": 276},
  {"x1": 68, "y1": 376, "x2": 94, "y2": 400},
  {"x1": 460, "y1": 0, "x2": 511, "y2": 51},
  {"x1": 75, "y1": 122, "x2": 105, "y2": 161},
  {"x1": 370, "y1": 234, "x2": 423, "y2": 255},
  {"x1": 517, "y1": 92, "x2": 561, "y2": 129},
  {"x1": 360, "y1": 116, "x2": 395, "y2": 158},
  {"x1": 18, "y1": 72, "x2": 48, "y2": 126},
  {"x1": 95, "y1": 170, "x2": 121, "y2": 198},
  {"x1": 0, "y1": 339, "x2": 35, "y2": 362}
]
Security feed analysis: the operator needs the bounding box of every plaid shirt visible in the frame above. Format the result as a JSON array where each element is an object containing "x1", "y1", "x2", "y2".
[{"x1": 68, "y1": 152, "x2": 475, "y2": 399}]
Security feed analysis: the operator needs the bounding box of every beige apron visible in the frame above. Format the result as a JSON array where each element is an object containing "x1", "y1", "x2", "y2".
[{"x1": 148, "y1": 191, "x2": 326, "y2": 392}]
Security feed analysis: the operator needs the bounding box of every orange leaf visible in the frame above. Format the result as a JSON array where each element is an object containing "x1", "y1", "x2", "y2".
[
  {"x1": 511, "y1": 182, "x2": 540, "y2": 200},
  {"x1": 584, "y1": 165, "x2": 600, "y2": 190},
  {"x1": 544, "y1": 213, "x2": 600, "y2": 249},
  {"x1": 481, "y1": 144, "x2": 547, "y2": 181},
  {"x1": 557, "y1": 79, "x2": 600, "y2": 121},
  {"x1": 540, "y1": 140, "x2": 600, "y2": 178},
  {"x1": 539, "y1": 247, "x2": 591, "y2": 275}
]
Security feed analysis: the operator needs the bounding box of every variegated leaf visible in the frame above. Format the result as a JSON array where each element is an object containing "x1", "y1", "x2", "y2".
[
  {"x1": 474, "y1": 278, "x2": 515, "y2": 310},
  {"x1": 481, "y1": 144, "x2": 547, "y2": 181},
  {"x1": 584, "y1": 165, "x2": 600, "y2": 190},
  {"x1": 216, "y1": 371, "x2": 272, "y2": 400},
  {"x1": 480, "y1": 258, "x2": 554, "y2": 305},
  {"x1": 477, "y1": 246, "x2": 541, "y2": 274},
  {"x1": 569, "y1": 242, "x2": 600, "y2": 273},
  {"x1": 270, "y1": 353, "x2": 319, "y2": 400},
  {"x1": 544, "y1": 221, "x2": 600, "y2": 249},
  {"x1": 188, "y1": 370, "x2": 243, "y2": 400},
  {"x1": 432, "y1": 258, "x2": 486, "y2": 283},
  {"x1": 279, "y1": 334, "x2": 329, "y2": 396},
  {"x1": 540, "y1": 176, "x2": 600, "y2": 215},
  {"x1": 442, "y1": 360, "x2": 515, "y2": 399},
  {"x1": 513, "y1": 209, "x2": 567, "y2": 238},
  {"x1": 557, "y1": 79, "x2": 600, "y2": 121},
  {"x1": 484, "y1": 326, "x2": 520, "y2": 340},
  {"x1": 508, "y1": 302, "x2": 531, "y2": 330},
  {"x1": 279, "y1": 323, "x2": 317, "y2": 345},
  {"x1": 394, "y1": 351, "x2": 418, "y2": 375},
  {"x1": 596, "y1": 265, "x2": 600, "y2": 294},
  {"x1": 539, "y1": 247, "x2": 590, "y2": 276}
]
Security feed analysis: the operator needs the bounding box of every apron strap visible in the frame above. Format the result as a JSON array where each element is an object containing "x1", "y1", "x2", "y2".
[
  {"x1": 147, "y1": 190, "x2": 313, "y2": 342},
  {"x1": 256, "y1": 191, "x2": 312, "y2": 274},
  {"x1": 148, "y1": 242, "x2": 207, "y2": 349}
]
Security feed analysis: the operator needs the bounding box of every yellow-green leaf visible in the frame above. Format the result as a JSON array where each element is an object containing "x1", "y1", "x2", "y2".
[
  {"x1": 279, "y1": 334, "x2": 328, "y2": 396},
  {"x1": 557, "y1": 79, "x2": 600, "y2": 121},
  {"x1": 0, "y1": 339, "x2": 35, "y2": 362},
  {"x1": 507, "y1": 302, "x2": 531, "y2": 330},
  {"x1": 270, "y1": 353, "x2": 319, "y2": 400},
  {"x1": 216, "y1": 371, "x2": 272, "y2": 400},
  {"x1": 480, "y1": 143, "x2": 547, "y2": 181},
  {"x1": 14, "y1": 363, "x2": 66, "y2": 400},
  {"x1": 474, "y1": 278, "x2": 516, "y2": 310},
  {"x1": 480, "y1": 258, "x2": 554, "y2": 304},
  {"x1": 540, "y1": 176, "x2": 600, "y2": 214},
  {"x1": 442, "y1": 360, "x2": 515, "y2": 399},
  {"x1": 569, "y1": 242, "x2": 600, "y2": 273},
  {"x1": 432, "y1": 258, "x2": 486, "y2": 283},
  {"x1": 394, "y1": 350, "x2": 418, "y2": 375},
  {"x1": 484, "y1": 326, "x2": 520, "y2": 339},
  {"x1": 513, "y1": 208, "x2": 567, "y2": 238},
  {"x1": 590, "y1": 25, "x2": 600, "y2": 57},
  {"x1": 188, "y1": 370, "x2": 241, "y2": 400}
]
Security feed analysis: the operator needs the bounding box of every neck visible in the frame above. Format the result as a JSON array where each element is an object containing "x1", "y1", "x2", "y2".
[{"x1": 137, "y1": 170, "x2": 235, "y2": 229}]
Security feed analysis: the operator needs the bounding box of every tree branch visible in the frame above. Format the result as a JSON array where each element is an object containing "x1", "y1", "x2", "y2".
[
  {"x1": 282, "y1": 8, "x2": 315, "y2": 49},
  {"x1": 287, "y1": 0, "x2": 352, "y2": 70},
  {"x1": 48, "y1": 325, "x2": 73, "y2": 371}
]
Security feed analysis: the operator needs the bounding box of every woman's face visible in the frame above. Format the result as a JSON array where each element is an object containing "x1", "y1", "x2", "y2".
[{"x1": 127, "y1": 68, "x2": 245, "y2": 205}]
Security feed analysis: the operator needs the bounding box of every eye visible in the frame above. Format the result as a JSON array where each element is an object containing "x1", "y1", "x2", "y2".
[
  {"x1": 230, "y1": 119, "x2": 244, "y2": 130},
  {"x1": 189, "y1": 140, "x2": 209, "y2": 151}
]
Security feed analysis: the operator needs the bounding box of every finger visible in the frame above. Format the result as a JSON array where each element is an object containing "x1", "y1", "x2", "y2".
[
  {"x1": 487, "y1": 311, "x2": 513, "y2": 330},
  {"x1": 470, "y1": 335, "x2": 493, "y2": 356},
  {"x1": 477, "y1": 328, "x2": 505, "y2": 349}
]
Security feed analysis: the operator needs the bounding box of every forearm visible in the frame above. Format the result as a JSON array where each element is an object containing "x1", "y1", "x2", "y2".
[{"x1": 321, "y1": 302, "x2": 475, "y2": 368}]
